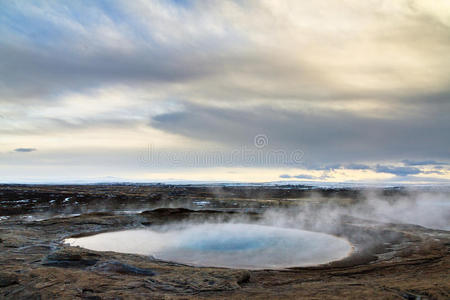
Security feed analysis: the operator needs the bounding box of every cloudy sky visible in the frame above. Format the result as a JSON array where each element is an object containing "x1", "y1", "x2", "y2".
[{"x1": 1, "y1": 0, "x2": 449, "y2": 183}]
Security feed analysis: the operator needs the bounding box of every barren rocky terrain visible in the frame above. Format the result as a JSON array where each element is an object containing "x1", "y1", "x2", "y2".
[{"x1": 0, "y1": 185, "x2": 449, "y2": 299}]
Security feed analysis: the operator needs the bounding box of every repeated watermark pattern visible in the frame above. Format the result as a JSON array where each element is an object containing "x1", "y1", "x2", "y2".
[
  {"x1": 139, "y1": 134, "x2": 304, "y2": 168},
  {"x1": 254, "y1": 134, "x2": 269, "y2": 149}
]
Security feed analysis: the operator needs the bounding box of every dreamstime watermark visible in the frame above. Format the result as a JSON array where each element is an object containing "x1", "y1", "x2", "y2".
[
  {"x1": 254, "y1": 134, "x2": 269, "y2": 148},
  {"x1": 139, "y1": 134, "x2": 304, "y2": 168}
]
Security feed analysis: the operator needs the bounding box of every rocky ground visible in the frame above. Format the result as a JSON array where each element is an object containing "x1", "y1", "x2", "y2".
[{"x1": 0, "y1": 185, "x2": 449, "y2": 299}]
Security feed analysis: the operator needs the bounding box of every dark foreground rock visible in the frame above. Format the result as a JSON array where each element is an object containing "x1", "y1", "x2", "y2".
[
  {"x1": 91, "y1": 260, "x2": 156, "y2": 276},
  {"x1": 43, "y1": 248, "x2": 99, "y2": 268},
  {"x1": 0, "y1": 273, "x2": 18, "y2": 288}
]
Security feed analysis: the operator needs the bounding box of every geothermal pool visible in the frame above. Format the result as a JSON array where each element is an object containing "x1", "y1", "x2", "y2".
[{"x1": 65, "y1": 223, "x2": 353, "y2": 269}]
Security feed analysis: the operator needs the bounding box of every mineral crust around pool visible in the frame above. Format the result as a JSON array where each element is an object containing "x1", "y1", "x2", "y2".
[{"x1": 65, "y1": 223, "x2": 353, "y2": 269}]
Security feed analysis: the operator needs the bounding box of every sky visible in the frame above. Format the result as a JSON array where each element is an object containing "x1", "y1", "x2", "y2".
[{"x1": 0, "y1": 0, "x2": 449, "y2": 184}]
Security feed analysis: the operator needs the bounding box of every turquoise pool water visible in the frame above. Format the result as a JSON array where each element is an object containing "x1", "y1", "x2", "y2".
[{"x1": 65, "y1": 223, "x2": 353, "y2": 269}]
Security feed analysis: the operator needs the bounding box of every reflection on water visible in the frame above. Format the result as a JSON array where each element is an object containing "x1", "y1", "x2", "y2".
[{"x1": 65, "y1": 223, "x2": 353, "y2": 269}]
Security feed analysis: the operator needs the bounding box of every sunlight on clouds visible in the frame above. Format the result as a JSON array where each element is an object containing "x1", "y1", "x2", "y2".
[
  {"x1": 0, "y1": 0, "x2": 449, "y2": 182},
  {"x1": 329, "y1": 169, "x2": 393, "y2": 182},
  {"x1": 139, "y1": 168, "x2": 398, "y2": 183}
]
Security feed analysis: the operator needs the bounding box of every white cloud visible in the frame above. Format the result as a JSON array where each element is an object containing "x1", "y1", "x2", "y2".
[{"x1": 0, "y1": 0, "x2": 449, "y2": 181}]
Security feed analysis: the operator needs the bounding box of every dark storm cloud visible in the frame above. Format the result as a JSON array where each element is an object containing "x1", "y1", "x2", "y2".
[
  {"x1": 0, "y1": 44, "x2": 215, "y2": 101},
  {"x1": 14, "y1": 148, "x2": 37, "y2": 153},
  {"x1": 422, "y1": 170, "x2": 444, "y2": 175},
  {"x1": 402, "y1": 160, "x2": 449, "y2": 166},
  {"x1": 374, "y1": 165, "x2": 421, "y2": 177},
  {"x1": 151, "y1": 103, "x2": 450, "y2": 165},
  {"x1": 279, "y1": 174, "x2": 291, "y2": 179},
  {"x1": 293, "y1": 174, "x2": 317, "y2": 179}
]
